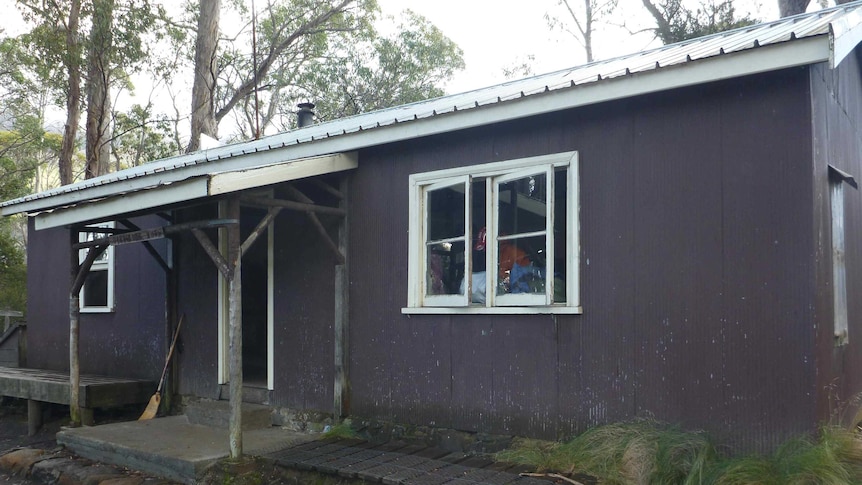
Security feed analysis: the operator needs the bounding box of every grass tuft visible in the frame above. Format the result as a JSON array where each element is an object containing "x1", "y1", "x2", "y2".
[
  {"x1": 323, "y1": 419, "x2": 358, "y2": 440},
  {"x1": 496, "y1": 422, "x2": 862, "y2": 485}
]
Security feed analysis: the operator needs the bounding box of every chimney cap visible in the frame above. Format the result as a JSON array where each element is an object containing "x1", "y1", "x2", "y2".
[{"x1": 297, "y1": 102, "x2": 316, "y2": 128}]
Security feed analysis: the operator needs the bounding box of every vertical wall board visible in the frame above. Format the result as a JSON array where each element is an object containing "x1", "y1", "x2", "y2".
[
  {"x1": 810, "y1": 52, "x2": 862, "y2": 427},
  {"x1": 270, "y1": 206, "x2": 335, "y2": 412},
  {"x1": 26, "y1": 216, "x2": 167, "y2": 380},
  {"x1": 347, "y1": 144, "x2": 405, "y2": 420},
  {"x1": 174, "y1": 204, "x2": 221, "y2": 399},
  {"x1": 719, "y1": 68, "x2": 816, "y2": 450},
  {"x1": 387, "y1": 316, "x2": 454, "y2": 428},
  {"x1": 26, "y1": 220, "x2": 71, "y2": 371},
  {"x1": 810, "y1": 64, "x2": 835, "y2": 426},
  {"x1": 566, "y1": 103, "x2": 637, "y2": 438},
  {"x1": 629, "y1": 88, "x2": 726, "y2": 432}
]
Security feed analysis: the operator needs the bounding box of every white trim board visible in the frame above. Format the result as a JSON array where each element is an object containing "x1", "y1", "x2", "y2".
[
  {"x1": 33, "y1": 152, "x2": 358, "y2": 230},
  {"x1": 6, "y1": 36, "x2": 836, "y2": 220}
]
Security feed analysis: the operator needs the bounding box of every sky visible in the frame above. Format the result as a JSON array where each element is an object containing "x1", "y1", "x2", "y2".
[
  {"x1": 1, "y1": 0, "x2": 788, "y2": 137},
  {"x1": 374, "y1": 0, "x2": 781, "y2": 94}
]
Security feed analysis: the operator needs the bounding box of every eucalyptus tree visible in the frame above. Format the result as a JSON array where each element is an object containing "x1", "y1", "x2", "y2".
[
  {"x1": 289, "y1": 10, "x2": 465, "y2": 126},
  {"x1": 12, "y1": 0, "x2": 166, "y2": 183},
  {"x1": 187, "y1": 0, "x2": 380, "y2": 151},
  {"x1": 640, "y1": 0, "x2": 757, "y2": 44},
  {"x1": 547, "y1": 0, "x2": 619, "y2": 63}
]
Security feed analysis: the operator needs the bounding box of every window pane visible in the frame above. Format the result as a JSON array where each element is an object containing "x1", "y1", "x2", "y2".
[
  {"x1": 496, "y1": 235, "x2": 546, "y2": 296},
  {"x1": 498, "y1": 173, "x2": 547, "y2": 236},
  {"x1": 427, "y1": 185, "x2": 465, "y2": 241},
  {"x1": 83, "y1": 270, "x2": 109, "y2": 307},
  {"x1": 426, "y1": 242, "x2": 465, "y2": 296}
]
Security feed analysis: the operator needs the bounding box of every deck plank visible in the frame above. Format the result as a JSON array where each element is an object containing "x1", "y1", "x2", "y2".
[{"x1": 0, "y1": 367, "x2": 154, "y2": 407}]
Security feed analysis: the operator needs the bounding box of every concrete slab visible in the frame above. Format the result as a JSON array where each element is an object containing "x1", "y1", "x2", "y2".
[{"x1": 56, "y1": 416, "x2": 317, "y2": 484}]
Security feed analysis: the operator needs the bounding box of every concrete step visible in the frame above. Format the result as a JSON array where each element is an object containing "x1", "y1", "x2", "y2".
[
  {"x1": 185, "y1": 399, "x2": 272, "y2": 430},
  {"x1": 57, "y1": 416, "x2": 316, "y2": 484}
]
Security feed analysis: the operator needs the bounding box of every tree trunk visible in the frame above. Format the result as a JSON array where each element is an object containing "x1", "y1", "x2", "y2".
[
  {"x1": 85, "y1": 0, "x2": 114, "y2": 179},
  {"x1": 778, "y1": 0, "x2": 810, "y2": 17},
  {"x1": 188, "y1": 0, "x2": 221, "y2": 153},
  {"x1": 59, "y1": 0, "x2": 83, "y2": 186}
]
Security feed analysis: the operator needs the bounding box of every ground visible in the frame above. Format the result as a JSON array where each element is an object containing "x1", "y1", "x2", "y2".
[{"x1": 0, "y1": 398, "x2": 369, "y2": 485}]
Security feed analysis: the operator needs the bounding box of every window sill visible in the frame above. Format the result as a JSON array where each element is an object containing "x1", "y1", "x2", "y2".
[
  {"x1": 401, "y1": 305, "x2": 583, "y2": 315},
  {"x1": 80, "y1": 307, "x2": 115, "y2": 314}
]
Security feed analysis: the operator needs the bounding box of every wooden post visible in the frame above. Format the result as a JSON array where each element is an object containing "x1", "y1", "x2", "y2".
[
  {"x1": 334, "y1": 176, "x2": 350, "y2": 418},
  {"x1": 226, "y1": 197, "x2": 243, "y2": 458},
  {"x1": 69, "y1": 230, "x2": 81, "y2": 427}
]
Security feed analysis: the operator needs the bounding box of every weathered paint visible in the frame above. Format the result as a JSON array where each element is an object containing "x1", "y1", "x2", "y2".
[
  {"x1": 26, "y1": 216, "x2": 168, "y2": 381},
  {"x1": 25, "y1": 58, "x2": 862, "y2": 454},
  {"x1": 348, "y1": 68, "x2": 818, "y2": 452},
  {"x1": 811, "y1": 51, "x2": 862, "y2": 428}
]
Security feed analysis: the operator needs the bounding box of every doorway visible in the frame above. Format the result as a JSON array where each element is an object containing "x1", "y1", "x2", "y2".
[{"x1": 218, "y1": 203, "x2": 274, "y2": 390}]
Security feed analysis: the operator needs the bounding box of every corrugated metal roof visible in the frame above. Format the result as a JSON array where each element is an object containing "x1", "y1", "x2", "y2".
[{"x1": 5, "y1": 1, "x2": 862, "y2": 216}]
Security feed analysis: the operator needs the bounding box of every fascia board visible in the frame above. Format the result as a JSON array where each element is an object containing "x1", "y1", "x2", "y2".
[
  {"x1": 207, "y1": 152, "x2": 358, "y2": 195},
  {"x1": 8, "y1": 36, "x2": 831, "y2": 218},
  {"x1": 830, "y1": 9, "x2": 862, "y2": 68},
  {"x1": 34, "y1": 178, "x2": 209, "y2": 230}
]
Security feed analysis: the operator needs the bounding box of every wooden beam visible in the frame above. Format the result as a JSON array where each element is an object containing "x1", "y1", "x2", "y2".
[
  {"x1": 71, "y1": 245, "x2": 107, "y2": 297},
  {"x1": 69, "y1": 230, "x2": 81, "y2": 427},
  {"x1": 73, "y1": 219, "x2": 237, "y2": 250},
  {"x1": 334, "y1": 175, "x2": 350, "y2": 418},
  {"x1": 283, "y1": 185, "x2": 345, "y2": 265},
  {"x1": 239, "y1": 207, "x2": 282, "y2": 256},
  {"x1": 241, "y1": 196, "x2": 346, "y2": 217},
  {"x1": 119, "y1": 220, "x2": 171, "y2": 274},
  {"x1": 226, "y1": 197, "x2": 243, "y2": 459},
  {"x1": 309, "y1": 179, "x2": 344, "y2": 200},
  {"x1": 192, "y1": 228, "x2": 232, "y2": 279},
  {"x1": 308, "y1": 215, "x2": 345, "y2": 265}
]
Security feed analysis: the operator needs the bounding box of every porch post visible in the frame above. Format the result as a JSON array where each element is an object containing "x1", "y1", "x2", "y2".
[
  {"x1": 69, "y1": 230, "x2": 81, "y2": 426},
  {"x1": 226, "y1": 197, "x2": 243, "y2": 458},
  {"x1": 334, "y1": 176, "x2": 349, "y2": 418}
]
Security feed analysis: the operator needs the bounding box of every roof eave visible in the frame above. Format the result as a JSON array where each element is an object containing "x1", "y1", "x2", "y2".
[{"x1": 1, "y1": 35, "x2": 833, "y2": 219}]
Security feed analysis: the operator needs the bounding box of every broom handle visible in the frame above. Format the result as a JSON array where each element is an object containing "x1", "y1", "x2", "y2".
[{"x1": 156, "y1": 314, "x2": 184, "y2": 394}]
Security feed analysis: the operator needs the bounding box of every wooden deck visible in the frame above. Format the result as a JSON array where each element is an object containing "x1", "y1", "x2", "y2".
[{"x1": 0, "y1": 367, "x2": 155, "y2": 434}]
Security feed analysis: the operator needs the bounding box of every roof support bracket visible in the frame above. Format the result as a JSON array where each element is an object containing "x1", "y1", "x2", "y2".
[
  {"x1": 192, "y1": 228, "x2": 233, "y2": 279},
  {"x1": 283, "y1": 184, "x2": 345, "y2": 265}
]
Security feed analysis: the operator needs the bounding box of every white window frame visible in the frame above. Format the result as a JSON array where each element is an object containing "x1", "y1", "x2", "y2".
[
  {"x1": 78, "y1": 222, "x2": 115, "y2": 313},
  {"x1": 404, "y1": 151, "x2": 581, "y2": 315}
]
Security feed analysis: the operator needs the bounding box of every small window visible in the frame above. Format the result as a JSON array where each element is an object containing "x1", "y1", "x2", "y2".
[
  {"x1": 406, "y1": 152, "x2": 580, "y2": 314},
  {"x1": 79, "y1": 223, "x2": 115, "y2": 312}
]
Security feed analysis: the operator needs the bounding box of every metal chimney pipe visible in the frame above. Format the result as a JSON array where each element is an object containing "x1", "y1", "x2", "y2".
[{"x1": 297, "y1": 102, "x2": 316, "y2": 128}]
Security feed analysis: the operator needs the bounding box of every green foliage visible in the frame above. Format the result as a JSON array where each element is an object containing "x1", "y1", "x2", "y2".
[
  {"x1": 645, "y1": 0, "x2": 758, "y2": 44},
  {"x1": 323, "y1": 419, "x2": 358, "y2": 440},
  {"x1": 112, "y1": 104, "x2": 180, "y2": 168},
  {"x1": 496, "y1": 422, "x2": 862, "y2": 485},
  {"x1": 290, "y1": 9, "x2": 464, "y2": 125}
]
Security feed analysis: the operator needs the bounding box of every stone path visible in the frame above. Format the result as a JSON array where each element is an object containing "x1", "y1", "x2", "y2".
[{"x1": 267, "y1": 438, "x2": 597, "y2": 485}]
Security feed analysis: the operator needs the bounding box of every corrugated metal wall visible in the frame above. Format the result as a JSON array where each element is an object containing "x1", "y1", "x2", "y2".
[
  {"x1": 26, "y1": 217, "x2": 168, "y2": 380},
  {"x1": 348, "y1": 68, "x2": 819, "y2": 452},
  {"x1": 811, "y1": 51, "x2": 862, "y2": 427}
]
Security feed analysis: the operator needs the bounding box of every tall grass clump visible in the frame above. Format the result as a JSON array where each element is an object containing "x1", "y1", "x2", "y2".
[{"x1": 496, "y1": 422, "x2": 862, "y2": 485}]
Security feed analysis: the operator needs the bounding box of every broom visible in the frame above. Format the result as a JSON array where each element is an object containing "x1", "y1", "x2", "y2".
[{"x1": 139, "y1": 314, "x2": 184, "y2": 420}]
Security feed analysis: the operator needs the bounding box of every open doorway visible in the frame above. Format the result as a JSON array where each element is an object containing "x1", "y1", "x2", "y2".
[
  {"x1": 240, "y1": 205, "x2": 271, "y2": 387},
  {"x1": 218, "y1": 203, "x2": 274, "y2": 391}
]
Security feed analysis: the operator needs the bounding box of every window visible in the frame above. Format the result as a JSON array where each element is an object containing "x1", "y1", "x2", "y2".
[
  {"x1": 79, "y1": 223, "x2": 115, "y2": 312},
  {"x1": 405, "y1": 152, "x2": 580, "y2": 314}
]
